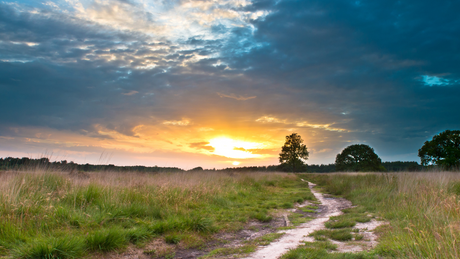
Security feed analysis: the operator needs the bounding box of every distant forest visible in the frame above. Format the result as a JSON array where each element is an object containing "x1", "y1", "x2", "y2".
[{"x1": 0, "y1": 157, "x2": 422, "y2": 173}]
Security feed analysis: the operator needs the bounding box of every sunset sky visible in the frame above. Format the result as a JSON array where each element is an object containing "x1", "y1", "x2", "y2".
[{"x1": 1, "y1": 0, "x2": 459, "y2": 169}]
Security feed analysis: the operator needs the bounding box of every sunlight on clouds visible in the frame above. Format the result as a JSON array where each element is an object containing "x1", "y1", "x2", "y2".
[
  {"x1": 256, "y1": 116, "x2": 287, "y2": 124},
  {"x1": 209, "y1": 137, "x2": 265, "y2": 159},
  {"x1": 163, "y1": 119, "x2": 191, "y2": 126},
  {"x1": 122, "y1": 90, "x2": 139, "y2": 96},
  {"x1": 7, "y1": 0, "x2": 270, "y2": 71},
  {"x1": 62, "y1": 0, "x2": 269, "y2": 42},
  {"x1": 217, "y1": 92, "x2": 257, "y2": 101},
  {"x1": 198, "y1": 127, "x2": 215, "y2": 132},
  {"x1": 256, "y1": 116, "x2": 349, "y2": 132}
]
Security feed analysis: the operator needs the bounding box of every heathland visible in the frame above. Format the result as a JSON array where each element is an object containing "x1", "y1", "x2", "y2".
[
  {"x1": 0, "y1": 170, "x2": 459, "y2": 259},
  {"x1": 0, "y1": 170, "x2": 315, "y2": 258}
]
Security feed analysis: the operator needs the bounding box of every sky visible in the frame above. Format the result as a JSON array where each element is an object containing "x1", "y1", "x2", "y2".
[{"x1": 0, "y1": 0, "x2": 459, "y2": 169}]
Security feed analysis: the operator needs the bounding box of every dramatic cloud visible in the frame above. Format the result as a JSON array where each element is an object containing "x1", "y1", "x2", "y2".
[{"x1": 0, "y1": 0, "x2": 459, "y2": 168}]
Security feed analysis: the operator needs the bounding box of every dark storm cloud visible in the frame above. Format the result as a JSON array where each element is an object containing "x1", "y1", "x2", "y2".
[
  {"x1": 222, "y1": 0, "x2": 460, "y2": 157},
  {"x1": 0, "y1": 0, "x2": 459, "y2": 163}
]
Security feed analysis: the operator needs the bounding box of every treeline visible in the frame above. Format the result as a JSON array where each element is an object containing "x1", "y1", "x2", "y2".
[
  {"x1": 0, "y1": 156, "x2": 422, "y2": 173},
  {"x1": 0, "y1": 157, "x2": 183, "y2": 173},
  {"x1": 206, "y1": 161, "x2": 421, "y2": 173},
  {"x1": 307, "y1": 161, "x2": 422, "y2": 172}
]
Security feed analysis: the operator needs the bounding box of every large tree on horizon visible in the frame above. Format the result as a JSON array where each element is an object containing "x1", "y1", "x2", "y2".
[
  {"x1": 418, "y1": 130, "x2": 460, "y2": 169},
  {"x1": 279, "y1": 133, "x2": 309, "y2": 172},
  {"x1": 335, "y1": 144, "x2": 383, "y2": 172}
]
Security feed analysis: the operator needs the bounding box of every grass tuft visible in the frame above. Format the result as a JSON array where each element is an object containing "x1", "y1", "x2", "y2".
[
  {"x1": 86, "y1": 228, "x2": 127, "y2": 252},
  {"x1": 165, "y1": 234, "x2": 181, "y2": 244},
  {"x1": 250, "y1": 211, "x2": 273, "y2": 223},
  {"x1": 12, "y1": 237, "x2": 85, "y2": 259},
  {"x1": 310, "y1": 229, "x2": 353, "y2": 241}
]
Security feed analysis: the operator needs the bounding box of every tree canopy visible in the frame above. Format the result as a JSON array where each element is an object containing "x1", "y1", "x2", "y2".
[
  {"x1": 418, "y1": 130, "x2": 460, "y2": 169},
  {"x1": 335, "y1": 144, "x2": 384, "y2": 172},
  {"x1": 279, "y1": 133, "x2": 309, "y2": 172}
]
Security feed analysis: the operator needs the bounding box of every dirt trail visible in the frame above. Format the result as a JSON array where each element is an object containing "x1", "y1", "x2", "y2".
[{"x1": 243, "y1": 181, "x2": 382, "y2": 259}]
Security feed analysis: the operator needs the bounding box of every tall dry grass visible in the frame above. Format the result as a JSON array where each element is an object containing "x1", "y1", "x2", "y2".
[
  {"x1": 0, "y1": 169, "x2": 310, "y2": 258},
  {"x1": 302, "y1": 172, "x2": 460, "y2": 258}
]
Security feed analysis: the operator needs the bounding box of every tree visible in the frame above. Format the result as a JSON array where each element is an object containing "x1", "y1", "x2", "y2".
[
  {"x1": 335, "y1": 144, "x2": 383, "y2": 172},
  {"x1": 418, "y1": 130, "x2": 460, "y2": 169},
  {"x1": 279, "y1": 133, "x2": 309, "y2": 172}
]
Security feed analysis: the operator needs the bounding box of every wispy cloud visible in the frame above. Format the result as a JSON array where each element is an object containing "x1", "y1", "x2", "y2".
[
  {"x1": 256, "y1": 116, "x2": 349, "y2": 132},
  {"x1": 163, "y1": 119, "x2": 191, "y2": 126},
  {"x1": 217, "y1": 92, "x2": 256, "y2": 101},
  {"x1": 122, "y1": 90, "x2": 139, "y2": 96},
  {"x1": 189, "y1": 142, "x2": 215, "y2": 152},
  {"x1": 420, "y1": 75, "x2": 456, "y2": 87}
]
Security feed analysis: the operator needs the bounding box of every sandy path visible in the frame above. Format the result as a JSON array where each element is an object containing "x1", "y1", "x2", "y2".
[{"x1": 243, "y1": 181, "x2": 351, "y2": 259}]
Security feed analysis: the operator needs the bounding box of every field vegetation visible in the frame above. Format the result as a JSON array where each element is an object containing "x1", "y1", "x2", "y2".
[
  {"x1": 0, "y1": 169, "x2": 314, "y2": 258},
  {"x1": 290, "y1": 172, "x2": 460, "y2": 259},
  {"x1": 2, "y1": 169, "x2": 460, "y2": 259}
]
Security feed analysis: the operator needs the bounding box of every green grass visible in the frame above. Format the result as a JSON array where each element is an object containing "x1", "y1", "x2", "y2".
[
  {"x1": 281, "y1": 240, "x2": 376, "y2": 259},
  {"x1": 354, "y1": 234, "x2": 364, "y2": 241},
  {"x1": 324, "y1": 212, "x2": 372, "y2": 229},
  {"x1": 202, "y1": 245, "x2": 256, "y2": 258},
  {"x1": 288, "y1": 213, "x2": 311, "y2": 226},
  {"x1": 86, "y1": 227, "x2": 128, "y2": 252},
  {"x1": 0, "y1": 170, "x2": 316, "y2": 257},
  {"x1": 251, "y1": 233, "x2": 285, "y2": 246},
  {"x1": 310, "y1": 229, "x2": 353, "y2": 241},
  {"x1": 250, "y1": 211, "x2": 273, "y2": 222},
  {"x1": 12, "y1": 236, "x2": 85, "y2": 259},
  {"x1": 325, "y1": 219, "x2": 356, "y2": 229},
  {"x1": 164, "y1": 234, "x2": 182, "y2": 244},
  {"x1": 301, "y1": 172, "x2": 460, "y2": 258}
]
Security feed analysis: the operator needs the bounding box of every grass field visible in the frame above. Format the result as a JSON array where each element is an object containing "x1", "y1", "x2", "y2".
[
  {"x1": 298, "y1": 172, "x2": 460, "y2": 259},
  {"x1": 2, "y1": 170, "x2": 459, "y2": 259},
  {"x1": 0, "y1": 170, "x2": 315, "y2": 258}
]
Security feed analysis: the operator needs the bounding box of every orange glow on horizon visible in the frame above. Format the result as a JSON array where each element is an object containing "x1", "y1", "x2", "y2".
[{"x1": 208, "y1": 137, "x2": 264, "y2": 159}]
